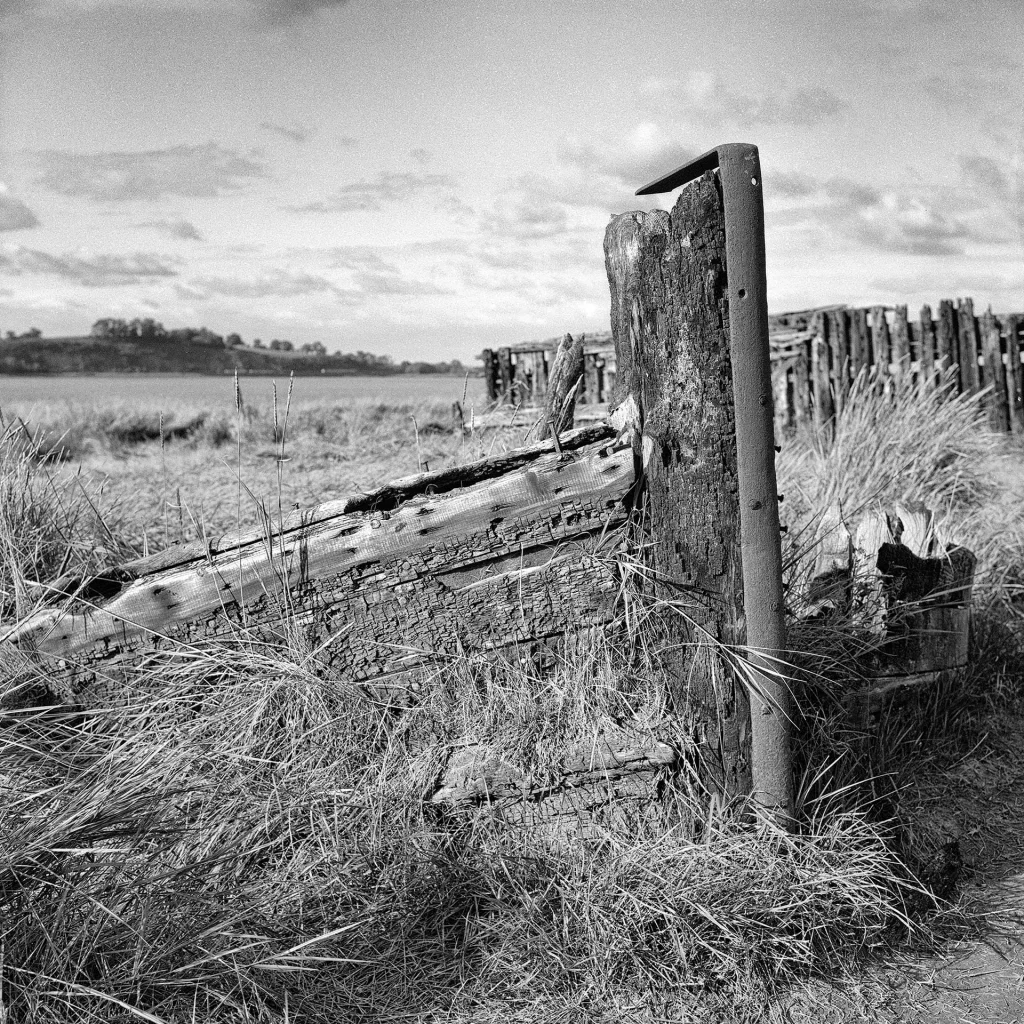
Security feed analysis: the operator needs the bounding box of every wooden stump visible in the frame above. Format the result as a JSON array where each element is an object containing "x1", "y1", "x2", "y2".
[{"x1": 804, "y1": 506, "x2": 976, "y2": 728}]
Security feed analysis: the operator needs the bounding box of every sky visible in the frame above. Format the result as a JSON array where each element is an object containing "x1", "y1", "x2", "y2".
[{"x1": 0, "y1": 0, "x2": 1021, "y2": 362}]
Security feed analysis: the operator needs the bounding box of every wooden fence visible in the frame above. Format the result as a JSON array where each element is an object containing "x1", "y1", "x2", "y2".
[
  {"x1": 0, "y1": 163, "x2": 976, "y2": 831},
  {"x1": 772, "y1": 301, "x2": 1024, "y2": 433},
  {"x1": 481, "y1": 334, "x2": 615, "y2": 406}
]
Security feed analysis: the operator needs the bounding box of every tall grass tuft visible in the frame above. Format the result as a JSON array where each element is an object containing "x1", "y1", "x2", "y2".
[{"x1": 0, "y1": 418, "x2": 136, "y2": 619}]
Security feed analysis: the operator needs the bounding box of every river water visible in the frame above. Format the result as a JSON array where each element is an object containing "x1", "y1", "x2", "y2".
[{"x1": 0, "y1": 373, "x2": 486, "y2": 412}]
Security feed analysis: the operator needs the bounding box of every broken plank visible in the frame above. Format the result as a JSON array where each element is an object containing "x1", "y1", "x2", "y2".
[{"x1": 4, "y1": 436, "x2": 635, "y2": 700}]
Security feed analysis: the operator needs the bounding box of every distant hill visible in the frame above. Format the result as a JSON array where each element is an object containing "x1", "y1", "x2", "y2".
[{"x1": 0, "y1": 334, "x2": 460, "y2": 377}]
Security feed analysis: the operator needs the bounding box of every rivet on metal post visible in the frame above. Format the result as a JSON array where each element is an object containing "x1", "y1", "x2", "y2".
[{"x1": 637, "y1": 143, "x2": 794, "y2": 827}]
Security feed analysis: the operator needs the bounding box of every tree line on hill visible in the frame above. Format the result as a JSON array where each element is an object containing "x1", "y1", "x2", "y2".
[{"x1": 0, "y1": 318, "x2": 468, "y2": 375}]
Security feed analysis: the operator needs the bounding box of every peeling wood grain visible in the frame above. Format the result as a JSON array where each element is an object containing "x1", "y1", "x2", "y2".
[{"x1": 4, "y1": 436, "x2": 634, "y2": 699}]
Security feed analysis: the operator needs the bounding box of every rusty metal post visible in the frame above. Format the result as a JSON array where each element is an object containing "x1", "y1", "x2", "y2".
[{"x1": 637, "y1": 143, "x2": 794, "y2": 825}]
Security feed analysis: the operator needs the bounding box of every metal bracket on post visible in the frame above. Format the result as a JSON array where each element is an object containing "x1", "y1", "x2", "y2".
[{"x1": 637, "y1": 143, "x2": 794, "y2": 825}]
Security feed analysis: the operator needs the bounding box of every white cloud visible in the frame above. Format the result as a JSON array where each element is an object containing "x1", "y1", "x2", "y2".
[
  {"x1": 260, "y1": 121, "x2": 308, "y2": 144},
  {"x1": 36, "y1": 144, "x2": 270, "y2": 202},
  {"x1": 0, "y1": 244, "x2": 179, "y2": 285},
  {"x1": 288, "y1": 171, "x2": 458, "y2": 213},
  {"x1": 141, "y1": 218, "x2": 205, "y2": 241}
]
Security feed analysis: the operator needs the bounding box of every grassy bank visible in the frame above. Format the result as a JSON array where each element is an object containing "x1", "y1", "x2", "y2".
[{"x1": 2, "y1": 373, "x2": 1024, "y2": 1022}]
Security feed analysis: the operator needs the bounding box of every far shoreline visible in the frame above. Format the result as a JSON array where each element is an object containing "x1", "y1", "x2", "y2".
[{"x1": 0, "y1": 370, "x2": 480, "y2": 379}]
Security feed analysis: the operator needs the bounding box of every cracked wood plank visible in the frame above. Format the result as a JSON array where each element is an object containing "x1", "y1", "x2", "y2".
[{"x1": 3, "y1": 427, "x2": 634, "y2": 700}]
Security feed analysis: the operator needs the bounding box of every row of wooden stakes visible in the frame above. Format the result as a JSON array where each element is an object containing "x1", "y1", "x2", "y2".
[
  {"x1": 480, "y1": 339, "x2": 616, "y2": 407},
  {"x1": 773, "y1": 300, "x2": 1024, "y2": 433}
]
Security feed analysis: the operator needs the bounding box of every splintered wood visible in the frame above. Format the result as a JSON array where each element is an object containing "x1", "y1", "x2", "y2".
[
  {"x1": 3, "y1": 425, "x2": 633, "y2": 701},
  {"x1": 806, "y1": 504, "x2": 975, "y2": 724}
]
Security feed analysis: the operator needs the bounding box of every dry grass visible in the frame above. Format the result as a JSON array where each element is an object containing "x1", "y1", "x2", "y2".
[
  {"x1": 0, "y1": 628, "x2": 925, "y2": 1024},
  {"x1": 7, "y1": 392, "x2": 525, "y2": 554},
  {"x1": 3, "y1": 375, "x2": 1024, "y2": 1022}
]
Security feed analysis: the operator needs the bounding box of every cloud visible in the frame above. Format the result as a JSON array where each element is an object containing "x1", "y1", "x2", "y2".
[
  {"x1": 320, "y1": 246, "x2": 402, "y2": 273},
  {"x1": 252, "y1": 0, "x2": 351, "y2": 25},
  {"x1": 557, "y1": 125, "x2": 697, "y2": 200},
  {"x1": 288, "y1": 170, "x2": 457, "y2": 213},
  {"x1": 0, "y1": 245, "x2": 179, "y2": 286},
  {"x1": 142, "y1": 218, "x2": 205, "y2": 241},
  {"x1": 769, "y1": 170, "x2": 999, "y2": 258},
  {"x1": 188, "y1": 260, "x2": 446, "y2": 303},
  {"x1": 409, "y1": 147, "x2": 431, "y2": 165},
  {"x1": 350, "y1": 269, "x2": 447, "y2": 297},
  {"x1": 0, "y1": 187, "x2": 40, "y2": 231},
  {"x1": 481, "y1": 182, "x2": 572, "y2": 240},
  {"x1": 957, "y1": 154, "x2": 1024, "y2": 234},
  {"x1": 260, "y1": 121, "x2": 308, "y2": 144},
  {"x1": 36, "y1": 144, "x2": 269, "y2": 202},
  {"x1": 640, "y1": 73, "x2": 849, "y2": 131},
  {"x1": 495, "y1": 122, "x2": 699, "y2": 220},
  {"x1": 189, "y1": 269, "x2": 343, "y2": 299}
]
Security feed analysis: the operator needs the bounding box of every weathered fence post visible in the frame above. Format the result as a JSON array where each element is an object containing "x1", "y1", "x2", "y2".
[
  {"x1": 609, "y1": 143, "x2": 793, "y2": 823},
  {"x1": 605, "y1": 186, "x2": 750, "y2": 803},
  {"x1": 581, "y1": 352, "x2": 600, "y2": 404},
  {"x1": 537, "y1": 333, "x2": 584, "y2": 441},
  {"x1": 1006, "y1": 314, "x2": 1023, "y2": 434},
  {"x1": 918, "y1": 304, "x2": 935, "y2": 385},
  {"x1": 482, "y1": 348, "x2": 499, "y2": 401},
  {"x1": 981, "y1": 308, "x2": 1009, "y2": 431},
  {"x1": 850, "y1": 308, "x2": 869, "y2": 381},
  {"x1": 871, "y1": 306, "x2": 891, "y2": 375},
  {"x1": 497, "y1": 346, "x2": 514, "y2": 402},
  {"x1": 958, "y1": 298, "x2": 981, "y2": 394},
  {"x1": 811, "y1": 311, "x2": 834, "y2": 431},
  {"x1": 829, "y1": 308, "x2": 849, "y2": 414},
  {"x1": 937, "y1": 300, "x2": 956, "y2": 380},
  {"x1": 892, "y1": 305, "x2": 910, "y2": 375},
  {"x1": 532, "y1": 350, "x2": 548, "y2": 400},
  {"x1": 792, "y1": 342, "x2": 810, "y2": 426}
]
